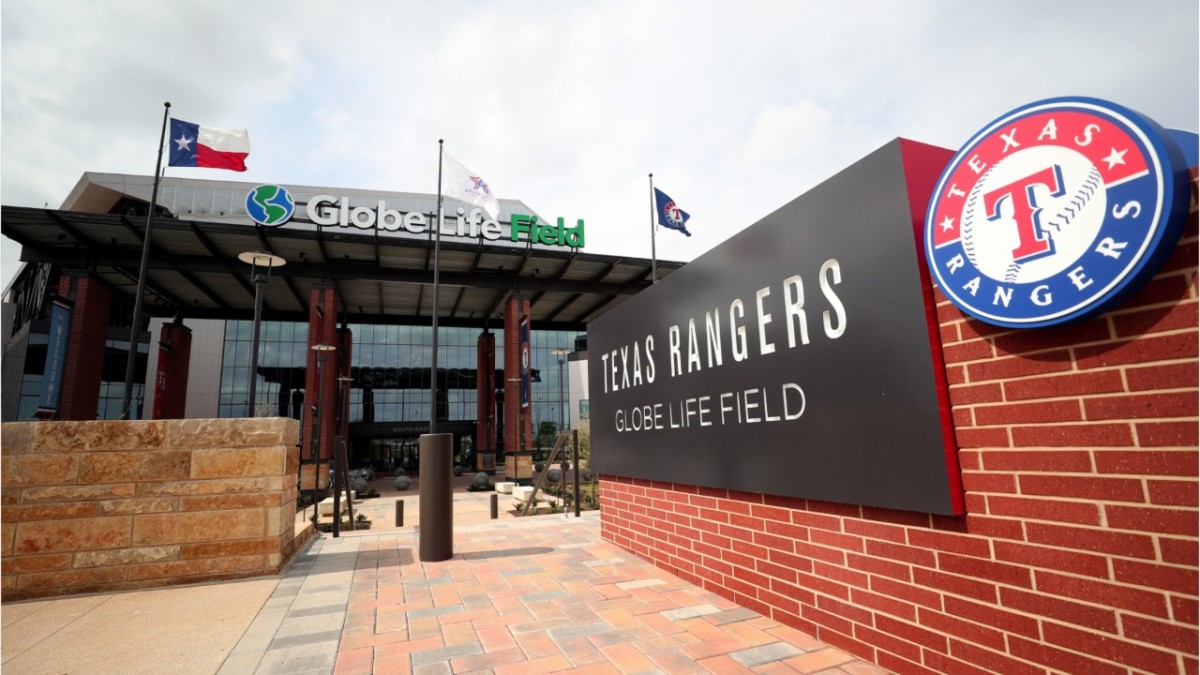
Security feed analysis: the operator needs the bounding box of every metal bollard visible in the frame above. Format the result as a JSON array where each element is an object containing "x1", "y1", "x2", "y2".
[
  {"x1": 395, "y1": 499, "x2": 404, "y2": 527},
  {"x1": 490, "y1": 493, "x2": 498, "y2": 519},
  {"x1": 573, "y1": 429, "x2": 580, "y2": 518},
  {"x1": 419, "y1": 433, "x2": 453, "y2": 562}
]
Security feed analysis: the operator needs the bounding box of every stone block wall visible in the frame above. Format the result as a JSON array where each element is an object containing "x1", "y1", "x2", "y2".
[
  {"x1": 600, "y1": 173, "x2": 1198, "y2": 673},
  {"x1": 2, "y1": 417, "x2": 301, "y2": 601}
]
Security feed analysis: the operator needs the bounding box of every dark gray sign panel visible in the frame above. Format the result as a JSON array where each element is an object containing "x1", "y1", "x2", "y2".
[{"x1": 589, "y1": 139, "x2": 964, "y2": 515}]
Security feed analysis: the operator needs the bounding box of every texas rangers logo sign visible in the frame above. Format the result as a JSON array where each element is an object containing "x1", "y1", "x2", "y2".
[{"x1": 925, "y1": 97, "x2": 1189, "y2": 328}]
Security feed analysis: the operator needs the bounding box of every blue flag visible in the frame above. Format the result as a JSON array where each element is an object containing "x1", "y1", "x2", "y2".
[{"x1": 654, "y1": 187, "x2": 692, "y2": 237}]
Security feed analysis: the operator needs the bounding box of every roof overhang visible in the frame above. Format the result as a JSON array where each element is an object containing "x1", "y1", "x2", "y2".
[{"x1": 2, "y1": 205, "x2": 682, "y2": 331}]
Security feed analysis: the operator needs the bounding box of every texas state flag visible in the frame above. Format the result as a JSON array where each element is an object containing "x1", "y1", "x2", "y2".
[{"x1": 168, "y1": 118, "x2": 249, "y2": 171}]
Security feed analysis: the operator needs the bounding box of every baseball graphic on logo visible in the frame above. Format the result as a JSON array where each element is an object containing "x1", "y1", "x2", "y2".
[
  {"x1": 925, "y1": 97, "x2": 1190, "y2": 328},
  {"x1": 960, "y1": 146, "x2": 1106, "y2": 284}
]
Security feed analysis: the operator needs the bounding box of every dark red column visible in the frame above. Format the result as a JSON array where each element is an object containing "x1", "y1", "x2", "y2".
[
  {"x1": 152, "y1": 321, "x2": 191, "y2": 419},
  {"x1": 302, "y1": 284, "x2": 338, "y2": 492},
  {"x1": 337, "y1": 326, "x2": 353, "y2": 451},
  {"x1": 503, "y1": 296, "x2": 532, "y2": 456},
  {"x1": 56, "y1": 271, "x2": 111, "y2": 420},
  {"x1": 475, "y1": 331, "x2": 496, "y2": 470}
]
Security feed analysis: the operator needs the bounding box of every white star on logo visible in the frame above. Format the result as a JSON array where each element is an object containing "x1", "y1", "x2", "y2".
[
  {"x1": 174, "y1": 134, "x2": 194, "y2": 152},
  {"x1": 1102, "y1": 147, "x2": 1128, "y2": 170},
  {"x1": 939, "y1": 216, "x2": 955, "y2": 232}
]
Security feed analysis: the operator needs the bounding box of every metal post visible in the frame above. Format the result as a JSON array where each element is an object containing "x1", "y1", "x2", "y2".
[
  {"x1": 553, "y1": 348, "x2": 569, "y2": 433},
  {"x1": 332, "y1": 375, "x2": 352, "y2": 538},
  {"x1": 310, "y1": 343, "x2": 336, "y2": 529},
  {"x1": 332, "y1": 432, "x2": 341, "y2": 538},
  {"x1": 649, "y1": 172, "x2": 658, "y2": 284},
  {"x1": 431, "y1": 139, "x2": 444, "y2": 434},
  {"x1": 312, "y1": 348, "x2": 321, "y2": 528},
  {"x1": 395, "y1": 500, "x2": 404, "y2": 527},
  {"x1": 310, "y1": 351, "x2": 323, "y2": 529},
  {"x1": 122, "y1": 101, "x2": 171, "y2": 419},
  {"x1": 490, "y1": 493, "x2": 498, "y2": 519},
  {"x1": 239, "y1": 251, "x2": 285, "y2": 417},
  {"x1": 573, "y1": 428, "x2": 580, "y2": 518},
  {"x1": 248, "y1": 270, "x2": 265, "y2": 414}
]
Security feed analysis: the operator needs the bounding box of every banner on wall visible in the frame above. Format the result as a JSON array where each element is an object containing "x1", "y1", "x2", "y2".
[
  {"x1": 152, "y1": 333, "x2": 172, "y2": 420},
  {"x1": 36, "y1": 297, "x2": 73, "y2": 418}
]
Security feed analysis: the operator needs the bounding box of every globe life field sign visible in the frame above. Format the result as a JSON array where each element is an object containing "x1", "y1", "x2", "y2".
[
  {"x1": 245, "y1": 184, "x2": 585, "y2": 248},
  {"x1": 589, "y1": 139, "x2": 965, "y2": 515}
]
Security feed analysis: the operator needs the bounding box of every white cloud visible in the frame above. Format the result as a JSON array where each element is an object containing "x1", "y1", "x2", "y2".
[{"x1": 3, "y1": 0, "x2": 1197, "y2": 292}]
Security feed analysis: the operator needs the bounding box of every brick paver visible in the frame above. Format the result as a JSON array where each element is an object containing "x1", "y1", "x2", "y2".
[{"x1": 272, "y1": 477, "x2": 891, "y2": 674}]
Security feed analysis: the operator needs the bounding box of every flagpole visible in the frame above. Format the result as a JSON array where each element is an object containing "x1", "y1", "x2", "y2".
[
  {"x1": 430, "y1": 139, "x2": 443, "y2": 434},
  {"x1": 121, "y1": 101, "x2": 171, "y2": 419},
  {"x1": 648, "y1": 173, "x2": 658, "y2": 284}
]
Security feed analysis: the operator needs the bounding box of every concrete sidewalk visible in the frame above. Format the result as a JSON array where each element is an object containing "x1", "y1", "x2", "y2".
[{"x1": 2, "y1": 475, "x2": 889, "y2": 674}]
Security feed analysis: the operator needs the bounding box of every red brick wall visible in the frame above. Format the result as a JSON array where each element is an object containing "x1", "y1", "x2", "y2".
[{"x1": 599, "y1": 173, "x2": 1198, "y2": 674}]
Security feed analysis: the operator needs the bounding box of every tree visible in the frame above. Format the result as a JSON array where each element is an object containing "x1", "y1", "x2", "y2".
[
  {"x1": 537, "y1": 420, "x2": 558, "y2": 450},
  {"x1": 575, "y1": 419, "x2": 590, "y2": 467}
]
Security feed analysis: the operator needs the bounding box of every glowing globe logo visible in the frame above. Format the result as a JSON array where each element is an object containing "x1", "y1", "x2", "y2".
[{"x1": 246, "y1": 185, "x2": 295, "y2": 226}]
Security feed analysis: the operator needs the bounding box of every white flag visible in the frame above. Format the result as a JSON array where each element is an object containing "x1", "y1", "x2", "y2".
[{"x1": 443, "y1": 153, "x2": 501, "y2": 220}]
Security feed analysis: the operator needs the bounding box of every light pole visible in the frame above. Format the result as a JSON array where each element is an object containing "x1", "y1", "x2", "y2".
[
  {"x1": 431, "y1": 139, "x2": 445, "y2": 435},
  {"x1": 310, "y1": 343, "x2": 336, "y2": 528},
  {"x1": 121, "y1": 101, "x2": 170, "y2": 420},
  {"x1": 238, "y1": 250, "x2": 285, "y2": 417},
  {"x1": 333, "y1": 374, "x2": 353, "y2": 538},
  {"x1": 552, "y1": 348, "x2": 570, "y2": 434}
]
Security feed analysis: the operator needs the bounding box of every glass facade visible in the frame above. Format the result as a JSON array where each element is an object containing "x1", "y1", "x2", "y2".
[
  {"x1": 218, "y1": 319, "x2": 309, "y2": 418},
  {"x1": 218, "y1": 320, "x2": 579, "y2": 438},
  {"x1": 13, "y1": 332, "x2": 146, "y2": 421}
]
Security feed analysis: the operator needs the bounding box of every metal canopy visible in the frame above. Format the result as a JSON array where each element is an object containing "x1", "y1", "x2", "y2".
[{"x1": 2, "y1": 205, "x2": 682, "y2": 331}]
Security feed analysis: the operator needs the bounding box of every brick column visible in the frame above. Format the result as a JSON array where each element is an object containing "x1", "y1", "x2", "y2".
[
  {"x1": 152, "y1": 321, "x2": 191, "y2": 419},
  {"x1": 56, "y1": 271, "x2": 111, "y2": 420},
  {"x1": 503, "y1": 296, "x2": 532, "y2": 456},
  {"x1": 337, "y1": 326, "x2": 353, "y2": 454},
  {"x1": 301, "y1": 284, "x2": 337, "y2": 492}
]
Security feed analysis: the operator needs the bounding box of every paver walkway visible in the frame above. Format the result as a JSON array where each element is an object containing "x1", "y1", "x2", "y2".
[{"x1": 4, "y1": 475, "x2": 891, "y2": 674}]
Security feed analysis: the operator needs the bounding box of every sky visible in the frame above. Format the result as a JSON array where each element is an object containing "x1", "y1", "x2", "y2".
[{"x1": 2, "y1": 0, "x2": 1197, "y2": 294}]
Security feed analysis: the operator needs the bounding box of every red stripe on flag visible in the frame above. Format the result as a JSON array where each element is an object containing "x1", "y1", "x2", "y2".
[{"x1": 196, "y1": 145, "x2": 248, "y2": 172}]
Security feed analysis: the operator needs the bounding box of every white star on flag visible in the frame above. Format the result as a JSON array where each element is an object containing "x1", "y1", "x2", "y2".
[{"x1": 174, "y1": 134, "x2": 193, "y2": 152}]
